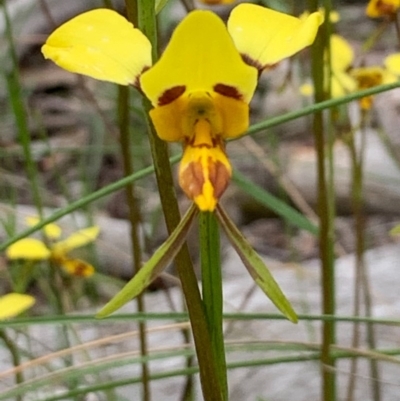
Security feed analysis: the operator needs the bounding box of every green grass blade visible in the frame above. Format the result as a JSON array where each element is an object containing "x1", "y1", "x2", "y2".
[
  {"x1": 96, "y1": 204, "x2": 198, "y2": 318},
  {"x1": 216, "y1": 205, "x2": 297, "y2": 323},
  {"x1": 232, "y1": 170, "x2": 318, "y2": 235}
]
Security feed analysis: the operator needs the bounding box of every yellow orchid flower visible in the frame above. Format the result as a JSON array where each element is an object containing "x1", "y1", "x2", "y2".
[
  {"x1": 366, "y1": 0, "x2": 400, "y2": 18},
  {"x1": 42, "y1": 5, "x2": 322, "y2": 211},
  {"x1": 6, "y1": 221, "x2": 99, "y2": 278},
  {"x1": 350, "y1": 66, "x2": 397, "y2": 109},
  {"x1": 0, "y1": 293, "x2": 35, "y2": 320}
]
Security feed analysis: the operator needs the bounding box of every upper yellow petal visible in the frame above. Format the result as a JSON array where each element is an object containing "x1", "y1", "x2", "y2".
[
  {"x1": 228, "y1": 4, "x2": 323, "y2": 70},
  {"x1": 42, "y1": 9, "x2": 152, "y2": 86},
  {"x1": 0, "y1": 293, "x2": 35, "y2": 320},
  {"x1": 140, "y1": 10, "x2": 257, "y2": 105},
  {"x1": 51, "y1": 226, "x2": 100, "y2": 256},
  {"x1": 6, "y1": 238, "x2": 51, "y2": 260},
  {"x1": 25, "y1": 216, "x2": 62, "y2": 240}
]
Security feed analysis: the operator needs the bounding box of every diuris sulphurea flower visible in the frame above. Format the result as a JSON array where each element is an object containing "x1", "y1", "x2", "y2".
[
  {"x1": 42, "y1": 4, "x2": 322, "y2": 212},
  {"x1": 41, "y1": 4, "x2": 321, "y2": 322}
]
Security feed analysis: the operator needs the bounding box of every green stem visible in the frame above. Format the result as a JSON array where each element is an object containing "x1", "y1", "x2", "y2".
[
  {"x1": 347, "y1": 112, "x2": 381, "y2": 401},
  {"x1": 309, "y1": 1, "x2": 336, "y2": 400},
  {"x1": 118, "y1": 82, "x2": 150, "y2": 401},
  {"x1": 137, "y1": 2, "x2": 224, "y2": 400},
  {"x1": 200, "y1": 212, "x2": 228, "y2": 400}
]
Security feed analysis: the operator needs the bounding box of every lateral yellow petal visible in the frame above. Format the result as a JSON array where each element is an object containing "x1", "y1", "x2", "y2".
[
  {"x1": 61, "y1": 258, "x2": 95, "y2": 277},
  {"x1": 228, "y1": 4, "x2": 323, "y2": 70},
  {"x1": 6, "y1": 238, "x2": 51, "y2": 260},
  {"x1": 52, "y1": 226, "x2": 100, "y2": 255},
  {"x1": 140, "y1": 10, "x2": 257, "y2": 105},
  {"x1": 0, "y1": 293, "x2": 35, "y2": 320},
  {"x1": 25, "y1": 216, "x2": 62, "y2": 240},
  {"x1": 42, "y1": 9, "x2": 152, "y2": 86}
]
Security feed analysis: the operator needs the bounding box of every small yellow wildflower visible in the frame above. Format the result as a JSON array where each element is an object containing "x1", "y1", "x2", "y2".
[
  {"x1": 6, "y1": 220, "x2": 99, "y2": 277},
  {"x1": 42, "y1": 5, "x2": 322, "y2": 211},
  {"x1": 301, "y1": 34, "x2": 397, "y2": 110},
  {"x1": 366, "y1": 0, "x2": 400, "y2": 18},
  {"x1": 0, "y1": 293, "x2": 35, "y2": 320}
]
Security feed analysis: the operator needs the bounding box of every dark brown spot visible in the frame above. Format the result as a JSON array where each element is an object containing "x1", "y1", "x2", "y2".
[
  {"x1": 213, "y1": 84, "x2": 242, "y2": 100},
  {"x1": 134, "y1": 65, "x2": 151, "y2": 91},
  {"x1": 158, "y1": 85, "x2": 186, "y2": 106},
  {"x1": 208, "y1": 158, "x2": 231, "y2": 200}
]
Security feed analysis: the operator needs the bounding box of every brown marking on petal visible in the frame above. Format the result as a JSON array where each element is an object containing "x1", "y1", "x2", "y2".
[
  {"x1": 213, "y1": 83, "x2": 242, "y2": 100},
  {"x1": 208, "y1": 158, "x2": 231, "y2": 200},
  {"x1": 179, "y1": 160, "x2": 205, "y2": 200},
  {"x1": 241, "y1": 54, "x2": 263, "y2": 75},
  {"x1": 158, "y1": 85, "x2": 186, "y2": 106},
  {"x1": 134, "y1": 65, "x2": 151, "y2": 91}
]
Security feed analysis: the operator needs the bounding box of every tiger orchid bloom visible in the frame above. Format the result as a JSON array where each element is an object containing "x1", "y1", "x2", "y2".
[{"x1": 42, "y1": 4, "x2": 322, "y2": 212}]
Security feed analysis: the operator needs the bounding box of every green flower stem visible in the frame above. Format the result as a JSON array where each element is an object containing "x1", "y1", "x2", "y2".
[
  {"x1": 118, "y1": 82, "x2": 150, "y2": 401},
  {"x1": 200, "y1": 212, "x2": 228, "y2": 400},
  {"x1": 309, "y1": 1, "x2": 336, "y2": 400},
  {"x1": 137, "y1": 1, "x2": 224, "y2": 400}
]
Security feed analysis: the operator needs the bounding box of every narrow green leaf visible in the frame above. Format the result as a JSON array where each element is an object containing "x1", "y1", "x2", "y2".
[
  {"x1": 232, "y1": 170, "x2": 318, "y2": 235},
  {"x1": 215, "y1": 205, "x2": 298, "y2": 323},
  {"x1": 96, "y1": 204, "x2": 198, "y2": 318}
]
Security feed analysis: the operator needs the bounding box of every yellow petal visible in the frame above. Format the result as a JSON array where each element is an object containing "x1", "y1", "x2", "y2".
[
  {"x1": 178, "y1": 119, "x2": 232, "y2": 211},
  {"x1": 228, "y1": 4, "x2": 323, "y2": 70},
  {"x1": 330, "y1": 34, "x2": 354, "y2": 72},
  {"x1": 384, "y1": 53, "x2": 400, "y2": 75},
  {"x1": 366, "y1": 0, "x2": 400, "y2": 18},
  {"x1": 149, "y1": 91, "x2": 249, "y2": 142},
  {"x1": 0, "y1": 293, "x2": 35, "y2": 320},
  {"x1": 61, "y1": 258, "x2": 95, "y2": 277},
  {"x1": 331, "y1": 70, "x2": 357, "y2": 98},
  {"x1": 51, "y1": 226, "x2": 100, "y2": 256},
  {"x1": 6, "y1": 238, "x2": 51, "y2": 260},
  {"x1": 140, "y1": 10, "x2": 257, "y2": 105},
  {"x1": 25, "y1": 216, "x2": 62, "y2": 240},
  {"x1": 42, "y1": 9, "x2": 152, "y2": 86}
]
